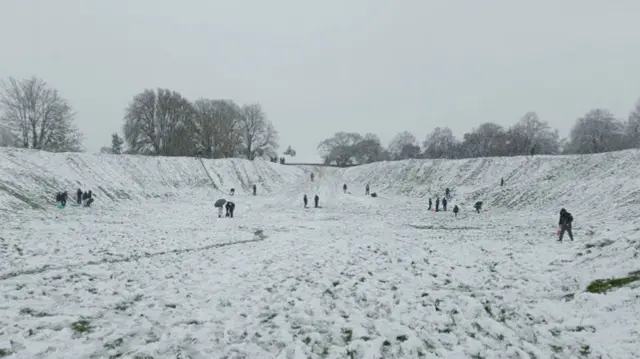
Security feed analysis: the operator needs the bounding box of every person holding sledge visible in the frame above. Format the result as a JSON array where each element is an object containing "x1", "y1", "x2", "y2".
[{"x1": 558, "y1": 208, "x2": 574, "y2": 241}]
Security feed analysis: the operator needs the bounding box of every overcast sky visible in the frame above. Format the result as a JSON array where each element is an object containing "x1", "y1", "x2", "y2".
[{"x1": 1, "y1": 0, "x2": 639, "y2": 162}]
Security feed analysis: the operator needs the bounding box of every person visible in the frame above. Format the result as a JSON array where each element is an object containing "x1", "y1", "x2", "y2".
[
  {"x1": 217, "y1": 204, "x2": 224, "y2": 218},
  {"x1": 85, "y1": 196, "x2": 94, "y2": 207},
  {"x1": 229, "y1": 188, "x2": 235, "y2": 196},
  {"x1": 310, "y1": 173, "x2": 314, "y2": 182},
  {"x1": 558, "y1": 208, "x2": 574, "y2": 242},
  {"x1": 343, "y1": 184, "x2": 347, "y2": 193},
  {"x1": 314, "y1": 194, "x2": 319, "y2": 208},
  {"x1": 445, "y1": 188, "x2": 450, "y2": 198},
  {"x1": 252, "y1": 184, "x2": 257, "y2": 196},
  {"x1": 435, "y1": 197, "x2": 440, "y2": 212},
  {"x1": 55, "y1": 192, "x2": 62, "y2": 207},
  {"x1": 365, "y1": 184, "x2": 370, "y2": 195},
  {"x1": 76, "y1": 188, "x2": 83, "y2": 205},
  {"x1": 82, "y1": 191, "x2": 88, "y2": 206},
  {"x1": 474, "y1": 201, "x2": 483, "y2": 213},
  {"x1": 500, "y1": 177, "x2": 504, "y2": 187},
  {"x1": 428, "y1": 198, "x2": 432, "y2": 211},
  {"x1": 61, "y1": 191, "x2": 68, "y2": 207},
  {"x1": 225, "y1": 201, "x2": 235, "y2": 218},
  {"x1": 442, "y1": 197, "x2": 448, "y2": 211},
  {"x1": 303, "y1": 194, "x2": 308, "y2": 208},
  {"x1": 453, "y1": 205, "x2": 459, "y2": 217}
]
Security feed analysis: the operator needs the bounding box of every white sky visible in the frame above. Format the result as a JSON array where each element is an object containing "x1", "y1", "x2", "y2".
[{"x1": 1, "y1": 0, "x2": 639, "y2": 162}]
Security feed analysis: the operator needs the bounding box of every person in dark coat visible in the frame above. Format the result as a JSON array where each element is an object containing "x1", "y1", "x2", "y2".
[
  {"x1": 310, "y1": 173, "x2": 314, "y2": 182},
  {"x1": 225, "y1": 201, "x2": 235, "y2": 218},
  {"x1": 453, "y1": 205, "x2": 459, "y2": 217},
  {"x1": 474, "y1": 201, "x2": 483, "y2": 213},
  {"x1": 500, "y1": 177, "x2": 504, "y2": 187},
  {"x1": 558, "y1": 208, "x2": 574, "y2": 241},
  {"x1": 76, "y1": 189, "x2": 83, "y2": 205},
  {"x1": 314, "y1": 194, "x2": 319, "y2": 208},
  {"x1": 252, "y1": 184, "x2": 257, "y2": 196},
  {"x1": 435, "y1": 197, "x2": 440, "y2": 212},
  {"x1": 428, "y1": 198, "x2": 432, "y2": 211},
  {"x1": 55, "y1": 192, "x2": 62, "y2": 206},
  {"x1": 303, "y1": 194, "x2": 308, "y2": 208},
  {"x1": 229, "y1": 188, "x2": 235, "y2": 196},
  {"x1": 365, "y1": 184, "x2": 370, "y2": 195},
  {"x1": 442, "y1": 197, "x2": 448, "y2": 211},
  {"x1": 88, "y1": 190, "x2": 92, "y2": 199},
  {"x1": 343, "y1": 184, "x2": 347, "y2": 193},
  {"x1": 445, "y1": 188, "x2": 450, "y2": 198}
]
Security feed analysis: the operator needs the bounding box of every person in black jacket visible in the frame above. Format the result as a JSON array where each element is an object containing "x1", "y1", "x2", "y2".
[
  {"x1": 428, "y1": 198, "x2": 432, "y2": 211},
  {"x1": 558, "y1": 208, "x2": 574, "y2": 241},
  {"x1": 435, "y1": 197, "x2": 440, "y2": 212},
  {"x1": 343, "y1": 184, "x2": 347, "y2": 193},
  {"x1": 76, "y1": 188, "x2": 83, "y2": 205},
  {"x1": 252, "y1": 184, "x2": 257, "y2": 196},
  {"x1": 225, "y1": 201, "x2": 235, "y2": 218},
  {"x1": 453, "y1": 205, "x2": 459, "y2": 217},
  {"x1": 442, "y1": 197, "x2": 448, "y2": 211},
  {"x1": 314, "y1": 194, "x2": 319, "y2": 208},
  {"x1": 303, "y1": 194, "x2": 308, "y2": 208},
  {"x1": 365, "y1": 184, "x2": 370, "y2": 195}
]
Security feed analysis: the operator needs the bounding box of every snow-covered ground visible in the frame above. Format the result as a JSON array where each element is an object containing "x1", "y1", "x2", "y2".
[{"x1": 1, "y1": 148, "x2": 639, "y2": 358}]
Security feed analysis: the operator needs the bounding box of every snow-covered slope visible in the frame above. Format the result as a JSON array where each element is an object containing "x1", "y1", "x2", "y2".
[
  {"x1": 0, "y1": 147, "x2": 307, "y2": 212},
  {"x1": 1, "y1": 149, "x2": 639, "y2": 358},
  {"x1": 337, "y1": 150, "x2": 640, "y2": 217}
]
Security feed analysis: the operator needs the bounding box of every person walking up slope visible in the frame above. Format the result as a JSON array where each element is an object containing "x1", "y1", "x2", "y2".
[{"x1": 558, "y1": 208, "x2": 574, "y2": 241}]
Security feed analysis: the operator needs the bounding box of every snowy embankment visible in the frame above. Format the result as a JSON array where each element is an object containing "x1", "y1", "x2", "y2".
[
  {"x1": 0, "y1": 147, "x2": 307, "y2": 212},
  {"x1": 0, "y1": 148, "x2": 639, "y2": 358}
]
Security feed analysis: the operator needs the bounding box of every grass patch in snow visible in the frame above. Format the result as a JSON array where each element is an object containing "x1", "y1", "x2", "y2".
[
  {"x1": 71, "y1": 319, "x2": 93, "y2": 333},
  {"x1": 0, "y1": 349, "x2": 12, "y2": 357},
  {"x1": 586, "y1": 270, "x2": 640, "y2": 293}
]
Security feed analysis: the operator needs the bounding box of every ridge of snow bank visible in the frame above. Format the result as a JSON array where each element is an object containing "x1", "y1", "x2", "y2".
[{"x1": 0, "y1": 148, "x2": 306, "y2": 212}]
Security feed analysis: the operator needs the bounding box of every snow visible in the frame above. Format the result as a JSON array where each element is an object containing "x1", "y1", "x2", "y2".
[{"x1": 1, "y1": 148, "x2": 639, "y2": 358}]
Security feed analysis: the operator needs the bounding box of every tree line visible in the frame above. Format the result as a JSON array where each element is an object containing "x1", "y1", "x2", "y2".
[
  {"x1": 0, "y1": 76, "x2": 285, "y2": 159},
  {"x1": 2, "y1": 76, "x2": 639, "y2": 165},
  {"x1": 318, "y1": 106, "x2": 640, "y2": 166}
]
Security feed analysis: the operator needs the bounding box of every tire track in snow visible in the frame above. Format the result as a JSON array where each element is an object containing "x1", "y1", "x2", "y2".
[{"x1": 0, "y1": 237, "x2": 266, "y2": 281}]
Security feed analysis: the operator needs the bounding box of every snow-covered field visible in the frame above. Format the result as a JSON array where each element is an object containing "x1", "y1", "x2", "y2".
[{"x1": 1, "y1": 148, "x2": 639, "y2": 358}]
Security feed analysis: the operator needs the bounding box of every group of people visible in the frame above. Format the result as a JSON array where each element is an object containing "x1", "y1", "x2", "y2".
[
  {"x1": 229, "y1": 184, "x2": 257, "y2": 196},
  {"x1": 55, "y1": 188, "x2": 94, "y2": 208}
]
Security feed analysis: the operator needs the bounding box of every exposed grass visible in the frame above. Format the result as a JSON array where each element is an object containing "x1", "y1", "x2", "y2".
[
  {"x1": 71, "y1": 319, "x2": 92, "y2": 333},
  {"x1": 0, "y1": 349, "x2": 12, "y2": 357},
  {"x1": 586, "y1": 270, "x2": 640, "y2": 293}
]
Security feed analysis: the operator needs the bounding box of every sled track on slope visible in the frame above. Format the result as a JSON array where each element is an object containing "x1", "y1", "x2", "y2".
[{"x1": 0, "y1": 237, "x2": 266, "y2": 281}]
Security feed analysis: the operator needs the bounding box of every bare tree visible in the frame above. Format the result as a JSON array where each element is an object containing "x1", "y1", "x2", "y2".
[
  {"x1": 123, "y1": 88, "x2": 194, "y2": 156},
  {"x1": 353, "y1": 133, "x2": 387, "y2": 164},
  {"x1": 0, "y1": 76, "x2": 83, "y2": 152},
  {"x1": 506, "y1": 112, "x2": 559, "y2": 155},
  {"x1": 283, "y1": 145, "x2": 296, "y2": 157},
  {"x1": 0, "y1": 124, "x2": 14, "y2": 147},
  {"x1": 318, "y1": 132, "x2": 363, "y2": 166},
  {"x1": 193, "y1": 99, "x2": 243, "y2": 158},
  {"x1": 627, "y1": 99, "x2": 640, "y2": 148},
  {"x1": 388, "y1": 131, "x2": 420, "y2": 160},
  {"x1": 237, "y1": 103, "x2": 278, "y2": 159},
  {"x1": 459, "y1": 123, "x2": 508, "y2": 158},
  {"x1": 565, "y1": 109, "x2": 626, "y2": 154},
  {"x1": 111, "y1": 133, "x2": 124, "y2": 154},
  {"x1": 423, "y1": 127, "x2": 458, "y2": 159}
]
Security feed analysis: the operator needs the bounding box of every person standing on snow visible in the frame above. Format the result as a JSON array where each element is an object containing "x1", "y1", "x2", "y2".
[
  {"x1": 310, "y1": 173, "x2": 314, "y2": 182},
  {"x1": 76, "y1": 188, "x2": 83, "y2": 205},
  {"x1": 229, "y1": 188, "x2": 235, "y2": 196},
  {"x1": 365, "y1": 184, "x2": 370, "y2": 195},
  {"x1": 303, "y1": 194, "x2": 308, "y2": 208},
  {"x1": 445, "y1": 188, "x2": 450, "y2": 198},
  {"x1": 252, "y1": 184, "x2": 257, "y2": 196},
  {"x1": 428, "y1": 198, "x2": 432, "y2": 211},
  {"x1": 453, "y1": 205, "x2": 459, "y2": 217},
  {"x1": 442, "y1": 197, "x2": 448, "y2": 211},
  {"x1": 314, "y1": 194, "x2": 319, "y2": 208},
  {"x1": 558, "y1": 208, "x2": 574, "y2": 241},
  {"x1": 225, "y1": 201, "x2": 236, "y2": 218},
  {"x1": 435, "y1": 197, "x2": 440, "y2": 212},
  {"x1": 343, "y1": 184, "x2": 347, "y2": 193}
]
